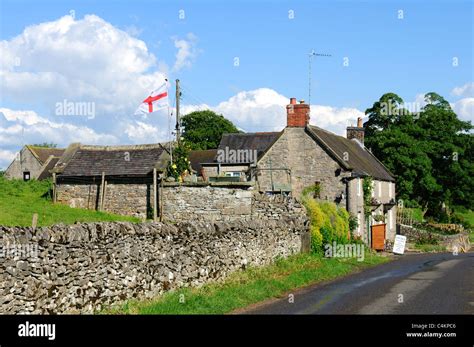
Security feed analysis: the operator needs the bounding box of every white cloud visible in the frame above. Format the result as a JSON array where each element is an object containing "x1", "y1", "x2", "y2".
[
  {"x1": 449, "y1": 83, "x2": 474, "y2": 123},
  {"x1": 310, "y1": 105, "x2": 365, "y2": 135},
  {"x1": 172, "y1": 33, "x2": 200, "y2": 72},
  {"x1": 0, "y1": 14, "x2": 200, "y2": 169},
  {"x1": 124, "y1": 121, "x2": 169, "y2": 143},
  {"x1": 181, "y1": 88, "x2": 364, "y2": 135},
  {"x1": 0, "y1": 108, "x2": 119, "y2": 169},
  {"x1": 451, "y1": 82, "x2": 474, "y2": 98},
  {"x1": 0, "y1": 14, "x2": 170, "y2": 115},
  {"x1": 451, "y1": 98, "x2": 474, "y2": 123},
  {"x1": 0, "y1": 149, "x2": 16, "y2": 170}
]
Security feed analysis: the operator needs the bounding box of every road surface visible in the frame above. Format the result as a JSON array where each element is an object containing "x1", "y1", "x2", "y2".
[{"x1": 245, "y1": 252, "x2": 474, "y2": 314}]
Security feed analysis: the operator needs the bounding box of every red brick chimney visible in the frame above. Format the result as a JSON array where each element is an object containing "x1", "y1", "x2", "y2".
[
  {"x1": 347, "y1": 117, "x2": 365, "y2": 144},
  {"x1": 287, "y1": 98, "x2": 310, "y2": 127}
]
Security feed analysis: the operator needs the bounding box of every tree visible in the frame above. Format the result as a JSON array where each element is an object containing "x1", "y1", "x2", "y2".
[
  {"x1": 364, "y1": 92, "x2": 473, "y2": 218},
  {"x1": 181, "y1": 110, "x2": 239, "y2": 150}
]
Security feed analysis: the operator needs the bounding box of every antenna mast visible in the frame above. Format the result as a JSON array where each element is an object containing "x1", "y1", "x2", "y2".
[{"x1": 308, "y1": 49, "x2": 331, "y2": 106}]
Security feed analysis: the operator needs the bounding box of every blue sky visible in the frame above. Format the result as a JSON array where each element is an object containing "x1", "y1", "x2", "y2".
[{"x1": 0, "y1": 0, "x2": 472, "y2": 169}]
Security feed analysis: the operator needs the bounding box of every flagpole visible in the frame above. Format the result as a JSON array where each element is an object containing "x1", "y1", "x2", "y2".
[
  {"x1": 175, "y1": 79, "x2": 181, "y2": 144},
  {"x1": 168, "y1": 104, "x2": 172, "y2": 164}
]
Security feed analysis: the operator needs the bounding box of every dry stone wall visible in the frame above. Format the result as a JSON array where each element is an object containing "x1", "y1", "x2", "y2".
[
  {"x1": 0, "y1": 215, "x2": 308, "y2": 314},
  {"x1": 162, "y1": 184, "x2": 252, "y2": 222}
]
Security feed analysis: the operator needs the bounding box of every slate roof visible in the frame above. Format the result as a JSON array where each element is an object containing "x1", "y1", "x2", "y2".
[
  {"x1": 27, "y1": 146, "x2": 65, "y2": 165},
  {"x1": 189, "y1": 149, "x2": 218, "y2": 172},
  {"x1": 59, "y1": 143, "x2": 171, "y2": 177},
  {"x1": 306, "y1": 125, "x2": 395, "y2": 181},
  {"x1": 217, "y1": 132, "x2": 282, "y2": 163},
  {"x1": 37, "y1": 157, "x2": 60, "y2": 180}
]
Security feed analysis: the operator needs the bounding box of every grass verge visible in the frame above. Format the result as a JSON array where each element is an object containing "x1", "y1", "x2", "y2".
[
  {"x1": 414, "y1": 244, "x2": 446, "y2": 253},
  {"x1": 106, "y1": 251, "x2": 391, "y2": 315},
  {"x1": 0, "y1": 177, "x2": 140, "y2": 226}
]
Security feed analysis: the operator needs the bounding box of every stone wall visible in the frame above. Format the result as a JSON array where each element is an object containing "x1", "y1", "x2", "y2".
[
  {"x1": 0, "y1": 217, "x2": 308, "y2": 314},
  {"x1": 161, "y1": 184, "x2": 307, "y2": 223},
  {"x1": 56, "y1": 183, "x2": 154, "y2": 219},
  {"x1": 398, "y1": 224, "x2": 470, "y2": 252},
  {"x1": 161, "y1": 184, "x2": 252, "y2": 222},
  {"x1": 56, "y1": 181, "x2": 308, "y2": 226}
]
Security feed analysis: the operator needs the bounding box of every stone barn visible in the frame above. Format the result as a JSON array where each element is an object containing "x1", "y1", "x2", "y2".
[
  {"x1": 54, "y1": 143, "x2": 171, "y2": 219},
  {"x1": 4, "y1": 145, "x2": 65, "y2": 180}
]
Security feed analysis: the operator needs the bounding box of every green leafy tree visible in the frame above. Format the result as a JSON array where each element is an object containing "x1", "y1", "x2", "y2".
[
  {"x1": 364, "y1": 92, "x2": 473, "y2": 218},
  {"x1": 181, "y1": 110, "x2": 239, "y2": 150}
]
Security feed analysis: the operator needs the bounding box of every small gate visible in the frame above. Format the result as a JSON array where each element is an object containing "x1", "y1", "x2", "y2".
[{"x1": 371, "y1": 224, "x2": 386, "y2": 250}]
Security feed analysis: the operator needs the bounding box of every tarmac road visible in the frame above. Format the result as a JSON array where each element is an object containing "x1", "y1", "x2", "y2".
[{"x1": 244, "y1": 252, "x2": 474, "y2": 314}]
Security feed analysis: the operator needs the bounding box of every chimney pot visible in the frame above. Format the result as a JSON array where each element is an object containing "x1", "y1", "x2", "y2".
[
  {"x1": 347, "y1": 118, "x2": 365, "y2": 144},
  {"x1": 286, "y1": 97, "x2": 310, "y2": 128}
]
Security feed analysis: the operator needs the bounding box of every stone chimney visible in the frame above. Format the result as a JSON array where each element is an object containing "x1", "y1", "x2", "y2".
[
  {"x1": 287, "y1": 98, "x2": 310, "y2": 127},
  {"x1": 346, "y1": 117, "x2": 365, "y2": 144}
]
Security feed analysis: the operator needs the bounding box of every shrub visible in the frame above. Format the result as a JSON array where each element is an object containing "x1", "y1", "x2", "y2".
[
  {"x1": 302, "y1": 195, "x2": 351, "y2": 254},
  {"x1": 310, "y1": 225, "x2": 323, "y2": 252}
]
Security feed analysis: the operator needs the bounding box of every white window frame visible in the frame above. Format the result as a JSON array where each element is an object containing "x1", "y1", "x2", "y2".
[{"x1": 224, "y1": 171, "x2": 241, "y2": 177}]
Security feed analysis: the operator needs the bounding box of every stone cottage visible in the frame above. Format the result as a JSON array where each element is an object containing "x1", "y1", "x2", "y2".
[
  {"x1": 4, "y1": 145, "x2": 65, "y2": 180},
  {"x1": 201, "y1": 98, "x2": 397, "y2": 244},
  {"x1": 54, "y1": 143, "x2": 171, "y2": 219}
]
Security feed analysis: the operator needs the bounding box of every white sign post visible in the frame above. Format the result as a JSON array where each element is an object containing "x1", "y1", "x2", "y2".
[{"x1": 393, "y1": 235, "x2": 407, "y2": 255}]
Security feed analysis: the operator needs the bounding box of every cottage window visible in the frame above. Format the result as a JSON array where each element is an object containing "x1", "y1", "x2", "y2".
[{"x1": 224, "y1": 172, "x2": 241, "y2": 177}]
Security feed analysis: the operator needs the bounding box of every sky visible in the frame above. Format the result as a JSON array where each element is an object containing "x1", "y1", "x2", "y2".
[{"x1": 0, "y1": 0, "x2": 473, "y2": 169}]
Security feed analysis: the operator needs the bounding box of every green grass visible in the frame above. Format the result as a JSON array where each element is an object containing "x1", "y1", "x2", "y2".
[
  {"x1": 453, "y1": 206, "x2": 474, "y2": 230},
  {"x1": 414, "y1": 244, "x2": 446, "y2": 253},
  {"x1": 0, "y1": 177, "x2": 140, "y2": 226},
  {"x1": 106, "y1": 251, "x2": 391, "y2": 315},
  {"x1": 408, "y1": 207, "x2": 424, "y2": 223}
]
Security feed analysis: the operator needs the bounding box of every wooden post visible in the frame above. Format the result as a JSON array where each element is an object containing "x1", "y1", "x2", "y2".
[
  {"x1": 159, "y1": 177, "x2": 164, "y2": 222},
  {"x1": 52, "y1": 173, "x2": 57, "y2": 203},
  {"x1": 32, "y1": 213, "x2": 38, "y2": 232},
  {"x1": 101, "y1": 180, "x2": 107, "y2": 211},
  {"x1": 153, "y1": 168, "x2": 158, "y2": 222},
  {"x1": 99, "y1": 171, "x2": 105, "y2": 211}
]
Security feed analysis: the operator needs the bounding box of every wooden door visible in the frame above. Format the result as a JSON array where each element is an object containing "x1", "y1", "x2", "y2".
[{"x1": 371, "y1": 224, "x2": 386, "y2": 250}]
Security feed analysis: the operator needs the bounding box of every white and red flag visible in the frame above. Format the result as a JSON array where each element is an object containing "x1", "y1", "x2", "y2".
[{"x1": 135, "y1": 80, "x2": 169, "y2": 115}]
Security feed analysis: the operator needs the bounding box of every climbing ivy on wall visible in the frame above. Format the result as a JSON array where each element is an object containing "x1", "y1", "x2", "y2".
[{"x1": 363, "y1": 176, "x2": 373, "y2": 217}]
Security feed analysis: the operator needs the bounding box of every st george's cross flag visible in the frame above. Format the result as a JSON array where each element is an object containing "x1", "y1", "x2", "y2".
[{"x1": 135, "y1": 80, "x2": 169, "y2": 115}]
